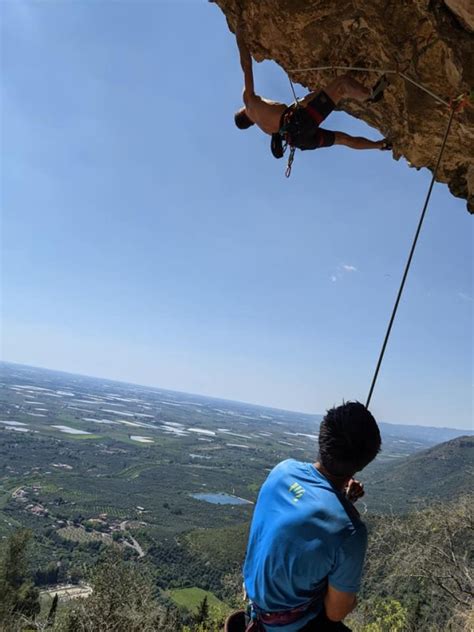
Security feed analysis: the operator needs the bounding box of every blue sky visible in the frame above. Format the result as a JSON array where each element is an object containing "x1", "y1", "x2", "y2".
[{"x1": 2, "y1": 1, "x2": 472, "y2": 428}]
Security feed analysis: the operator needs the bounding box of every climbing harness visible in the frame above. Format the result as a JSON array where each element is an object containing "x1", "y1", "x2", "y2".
[
  {"x1": 279, "y1": 71, "x2": 390, "y2": 176},
  {"x1": 278, "y1": 77, "x2": 329, "y2": 177},
  {"x1": 225, "y1": 583, "x2": 327, "y2": 632},
  {"x1": 283, "y1": 65, "x2": 471, "y2": 406}
]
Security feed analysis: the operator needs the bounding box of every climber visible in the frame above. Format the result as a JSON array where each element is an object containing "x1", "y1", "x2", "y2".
[
  {"x1": 234, "y1": 24, "x2": 391, "y2": 159},
  {"x1": 224, "y1": 402, "x2": 382, "y2": 632}
]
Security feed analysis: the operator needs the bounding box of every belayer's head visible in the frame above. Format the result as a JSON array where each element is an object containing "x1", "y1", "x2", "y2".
[
  {"x1": 318, "y1": 401, "x2": 381, "y2": 479},
  {"x1": 234, "y1": 107, "x2": 255, "y2": 130}
]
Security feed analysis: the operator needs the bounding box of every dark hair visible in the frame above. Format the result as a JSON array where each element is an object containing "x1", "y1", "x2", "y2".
[
  {"x1": 234, "y1": 108, "x2": 254, "y2": 129},
  {"x1": 318, "y1": 401, "x2": 381, "y2": 477}
]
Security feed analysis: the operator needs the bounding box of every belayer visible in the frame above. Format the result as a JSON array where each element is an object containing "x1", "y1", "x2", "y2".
[
  {"x1": 234, "y1": 24, "x2": 392, "y2": 160},
  {"x1": 225, "y1": 402, "x2": 382, "y2": 632}
]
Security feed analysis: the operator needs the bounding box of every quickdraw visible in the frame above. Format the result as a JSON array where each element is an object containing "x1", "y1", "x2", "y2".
[
  {"x1": 449, "y1": 91, "x2": 471, "y2": 113},
  {"x1": 280, "y1": 105, "x2": 300, "y2": 177},
  {"x1": 285, "y1": 146, "x2": 296, "y2": 178}
]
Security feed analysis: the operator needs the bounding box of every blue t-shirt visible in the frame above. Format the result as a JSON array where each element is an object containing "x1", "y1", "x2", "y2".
[{"x1": 243, "y1": 459, "x2": 368, "y2": 632}]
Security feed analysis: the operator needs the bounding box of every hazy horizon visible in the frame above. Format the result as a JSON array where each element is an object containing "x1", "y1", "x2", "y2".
[{"x1": 2, "y1": 360, "x2": 472, "y2": 432}]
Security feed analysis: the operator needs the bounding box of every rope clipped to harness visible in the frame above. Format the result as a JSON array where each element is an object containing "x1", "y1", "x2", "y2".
[
  {"x1": 282, "y1": 77, "x2": 300, "y2": 178},
  {"x1": 270, "y1": 106, "x2": 297, "y2": 176}
]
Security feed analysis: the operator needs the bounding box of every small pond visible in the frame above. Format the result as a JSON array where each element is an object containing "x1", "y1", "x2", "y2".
[{"x1": 191, "y1": 493, "x2": 253, "y2": 505}]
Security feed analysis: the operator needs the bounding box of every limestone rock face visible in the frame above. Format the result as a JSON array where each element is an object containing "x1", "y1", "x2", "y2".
[{"x1": 214, "y1": 0, "x2": 474, "y2": 212}]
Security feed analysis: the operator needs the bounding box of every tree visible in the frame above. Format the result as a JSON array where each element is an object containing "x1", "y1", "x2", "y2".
[
  {"x1": 68, "y1": 567, "x2": 83, "y2": 584},
  {"x1": 35, "y1": 562, "x2": 59, "y2": 586},
  {"x1": 53, "y1": 551, "x2": 164, "y2": 631},
  {"x1": 350, "y1": 598, "x2": 408, "y2": 632},
  {"x1": 394, "y1": 497, "x2": 473, "y2": 609},
  {"x1": 359, "y1": 495, "x2": 473, "y2": 631},
  {"x1": 0, "y1": 529, "x2": 40, "y2": 629},
  {"x1": 47, "y1": 594, "x2": 59, "y2": 628},
  {"x1": 161, "y1": 605, "x2": 186, "y2": 632},
  {"x1": 195, "y1": 596, "x2": 209, "y2": 625}
]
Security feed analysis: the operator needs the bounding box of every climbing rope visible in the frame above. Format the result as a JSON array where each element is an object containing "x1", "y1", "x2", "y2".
[
  {"x1": 365, "y1": 103, "x2": 457, "y2": 407},
  {"x1": 288, "y1": 76, "x2": 300, "y2": 105},
  {"x1": 286, "y1": 64, "x2": 469, "y2": 406}
]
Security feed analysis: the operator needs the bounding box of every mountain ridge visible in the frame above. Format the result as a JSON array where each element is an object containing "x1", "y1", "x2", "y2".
[{"x1": 365, "y1": 434, "x2": 474, "y2": 513}]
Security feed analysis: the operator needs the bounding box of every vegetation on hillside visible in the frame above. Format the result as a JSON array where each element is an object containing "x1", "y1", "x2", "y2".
[
  {"x1": 1, "y1": 366, "x2": 472, "y2": 631},
  {"x1": 0, "y1": 530, "x2": 40, "y2": 630},
  {"x1": 364, "y1": 436, "x2": 474, "y2": 513},
  {"x1": 356, "y1": 495, "x2": 473, "y2": 631},
  {"x1": 0, "y1": 494, "x2": 472, "y2": 631}
]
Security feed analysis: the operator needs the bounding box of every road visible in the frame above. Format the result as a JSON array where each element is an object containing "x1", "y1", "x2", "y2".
[{"x1": 119, "y1": 520, "x2": 145, "y2": 558}]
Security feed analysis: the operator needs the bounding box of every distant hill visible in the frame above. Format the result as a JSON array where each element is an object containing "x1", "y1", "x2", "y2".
[
  {"x1": 378, "y1": 421, "x2": 473, "y2": 445},
  {"x1": 364, "y1": 435, "x2": 474, "y2": 514}
]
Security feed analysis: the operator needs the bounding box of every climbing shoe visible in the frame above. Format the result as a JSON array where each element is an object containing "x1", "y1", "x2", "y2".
[
  {"x1": 369, "y1": 74, "x2": 389, "y2": 103},
  {"x1": 380, "y1": 139, "x2": 393, "y2": 151}
]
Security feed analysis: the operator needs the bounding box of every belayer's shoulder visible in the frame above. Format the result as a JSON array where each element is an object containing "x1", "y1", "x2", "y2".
[
  {"x1": 273, "y1": 458, "x2": 301, "y2": 473},
  {"x1": 275, "y1": 458, "x2": 297, "y2": 469}
]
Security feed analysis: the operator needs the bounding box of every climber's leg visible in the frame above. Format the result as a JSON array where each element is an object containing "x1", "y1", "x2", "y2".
[
  {"x1": 324, "y1": 74, "x2": 371, "y2": 104},
  {"x1": 333, "y1": 131, "x2": 388, "y2": 150},
  {"x1": 368, "y1": 74, "x2": 390, "y2": 103}
]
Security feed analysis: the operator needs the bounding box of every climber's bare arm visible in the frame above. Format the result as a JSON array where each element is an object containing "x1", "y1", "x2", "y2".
[
  {"x1": 236, "y1": 24, "x2": 255, "y2": 103},
  {"x1": 234, "y1": 22, "x2": 287, "y2": 134}
]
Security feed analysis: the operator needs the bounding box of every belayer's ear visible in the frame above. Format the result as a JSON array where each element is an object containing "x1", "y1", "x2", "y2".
[{"x1": 271, "y1": 133, "x2": 284, "y2": 159}]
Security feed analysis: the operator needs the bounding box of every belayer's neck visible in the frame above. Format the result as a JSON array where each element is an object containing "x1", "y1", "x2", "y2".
[{"x1": 314, "y1": 461, "x2": 350, "y2": 492}]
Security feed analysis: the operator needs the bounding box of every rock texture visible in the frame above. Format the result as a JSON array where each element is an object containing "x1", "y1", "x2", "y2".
[{"x1": 214, "y1": 0, "x2": 474, "y2": 212}]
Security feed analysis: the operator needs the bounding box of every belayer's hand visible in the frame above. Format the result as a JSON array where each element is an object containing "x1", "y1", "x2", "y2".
[{"x1": 345, "y1": 479, "x2": 365, "y2": 503}]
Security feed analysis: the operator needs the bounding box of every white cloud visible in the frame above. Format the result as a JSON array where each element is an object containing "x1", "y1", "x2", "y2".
[
  {"x1": 458, "y1": 292, "x2": 472, "y2": 302},
  {"x1": 330, "y1": 264, "x2": 358, "y2": 282}
]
